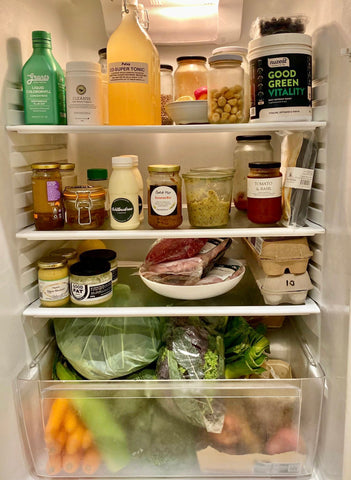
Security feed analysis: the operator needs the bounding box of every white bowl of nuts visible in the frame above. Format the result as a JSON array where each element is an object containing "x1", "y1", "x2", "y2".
[{"x1": 165, "y1": 100, "x2": 208, "y2": 125}]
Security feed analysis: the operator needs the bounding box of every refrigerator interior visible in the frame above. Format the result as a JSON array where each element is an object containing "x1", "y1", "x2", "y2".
[{"x1": 1, "y1": 0, "x2": 351, "y2": 479}]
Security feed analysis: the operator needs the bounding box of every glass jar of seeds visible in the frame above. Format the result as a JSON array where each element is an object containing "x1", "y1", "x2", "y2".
[{"x1": 160, "y1": 64, "x2": 174, "y2": 125}]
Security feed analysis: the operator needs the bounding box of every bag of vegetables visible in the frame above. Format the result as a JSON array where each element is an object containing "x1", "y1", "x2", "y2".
[{"x1": 54, "y1": 317, "x2": 163, "y2": 380}]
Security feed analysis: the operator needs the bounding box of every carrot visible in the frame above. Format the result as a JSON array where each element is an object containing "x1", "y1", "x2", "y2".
[
  {"x1": 81, "y1": 446, "x2": 101, "y2": 475},
  {"x1": 81, "y1": 428, "x2": 93, "y2": 450},
  {"x1": 46, "y1": 453, "x2": 62, "y2": 475},
  {"x1": 55, "y1": 429, "x2": 67, "y2": 451},
  {"x1": 45, "y1": 398, "x2": 70, "y2": 435},
  {"x1": 65, "y1": 425, "x2": 85, "y2": 455},
  {"x1": 44, "y1": 432, "x2": 61, "y2": 456},
  {"x1": 63, "y1": 407, "x2": 79, "y2": 434},
  {"x1": 62, "y1": 452, "x2": 81, "y2": 473}
]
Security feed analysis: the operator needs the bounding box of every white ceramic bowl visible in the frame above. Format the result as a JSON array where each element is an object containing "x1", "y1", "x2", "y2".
[
  {"x1": 139, "y1": 258, "x2": 245, "y2": 300},
  {"x1": 165, "y1": 100, "x2": 208, "y2": 125}
]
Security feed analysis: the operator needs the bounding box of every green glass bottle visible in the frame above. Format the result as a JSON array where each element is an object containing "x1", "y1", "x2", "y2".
[{"x1": 22, "y1": 31, "x2": 66, "y2": 125}]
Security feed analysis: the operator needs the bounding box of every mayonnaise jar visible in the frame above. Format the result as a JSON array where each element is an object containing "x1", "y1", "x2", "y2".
[{"x1": 38, "y1": 256, "x2": 70, "y2": 307}]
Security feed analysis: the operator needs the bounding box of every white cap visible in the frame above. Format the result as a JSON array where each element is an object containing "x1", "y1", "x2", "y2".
[
  {"x1": 112, "y1": 155, "x2": 135, "y2": 167},
  {"x1": 212, "y1": 46, "x2": 248, "y2": 56}
]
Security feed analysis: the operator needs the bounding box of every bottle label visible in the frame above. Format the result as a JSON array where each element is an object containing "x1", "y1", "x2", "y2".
[
  {"x1": 247, "y1": 177, "x2": 282, "y2": 199},
  {"x1": 111, "y1": 197, "x2": 135, "y2": 223},
  {"x1": 109, "y1": 62, "x2": 149, "y2": 84},
  {"x1": 47, "y1": 181, "x2": 61, "y2": 202},
  {"x1": 39, "y1": 277, "x2": 69, "y2": 302},
  {"x1": 150, "y1": 185, "x2": 178, "y2": 216},
  {"x1": 70, "y1": 280, "x2": 112, "y2": 302},
  {"x1": 138, "y1": 195, "x2": 143, "y2": 215}
]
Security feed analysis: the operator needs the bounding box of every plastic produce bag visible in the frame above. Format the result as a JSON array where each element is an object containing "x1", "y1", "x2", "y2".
[
  {"x1": 280, "y1": 131, "x2": 318, "y2": 227},
  {"x1": 54, "y1": 316, "x2": 163, "y2": 380}
]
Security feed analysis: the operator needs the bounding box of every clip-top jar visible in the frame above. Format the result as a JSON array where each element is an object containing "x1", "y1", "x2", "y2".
[
  {"x1": 147, "y1": 164, "x2": 182, "y2": 229},
  {"x1": 247, "y1": 162, "x2": 282, "y2": 224},
  {"x1": 31, "y1": 162, "x2": 64, "y2": 231},
  {"x1": 174, "y1": 56, "x2": 208, "y2": 100},
  {"x1": 207, "y1": 53, "x2": 245, "y2": 124},
  {"x1": 63, "y1": 185, "x2": 106, "y2": 229},
  {"x1": 233, "y1": 135, "x2": 273, "y2": 211}
]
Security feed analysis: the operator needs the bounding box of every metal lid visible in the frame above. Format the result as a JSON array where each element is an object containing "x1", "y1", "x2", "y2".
[
  {"x1": 49, "y1": 248, "x2": 78, "y2": 260},
  {"x1": 38, "y1": 255, "x2": 67, "y2": 269},
  {"x1": 236, "y1": 135, "x2": 272, "y2": 141},
  {"x1": 148, "y1": 164, "x2": 180, "y2": 173},
  {"x1": 87, "y1": 168, "x2": 108, "y2": 180},
  {"x1": 176, "y1": 56, "x2": 207, "y2": 63},
  {"x1": 31, "y1": 162, "x2": 60, "y2": 170},
  {"x1": 70, "y1": 259, "x2": 111, "y2": 276},
  {"x1": 80, "y1": 249, "x2": 117, "y2": 262},
  {"x1": 63, "y1": 185, "x2": 105, "y2": 199},
  {"x1": 249, "y1": 162, "x2": 281, "y2": 169},
  {"x1": 59, "y1": 163, "x2": 76, "y2": 171},
  {"x1": 160, "y1": 64, "x2": 173, "y2": 71}
]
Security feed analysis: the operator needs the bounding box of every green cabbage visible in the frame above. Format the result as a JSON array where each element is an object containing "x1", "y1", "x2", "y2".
[{"x1": 54, "y1": 316, "x2": 163, "y2": 380}]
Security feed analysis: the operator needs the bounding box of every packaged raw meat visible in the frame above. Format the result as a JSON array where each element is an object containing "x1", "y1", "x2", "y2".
[
  {"x1": 145, "y1": 238, "x2": 208, "y2": 265},
  {"x1": 140, "y1": 238, "x2": 232, "y2": 285}
]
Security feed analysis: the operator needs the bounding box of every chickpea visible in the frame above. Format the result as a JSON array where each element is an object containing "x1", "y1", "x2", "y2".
[
  {"x1": 229, "y1": 114, "x2": 237, "y2": 123},
  {"x1": 224, "y1": 103, "x2": 231, "y2": 113},
  {"x1": 211, "y1": 112, "x2": 221, "y2": 123},
  {"x1": 217, "y1": 96, "x2": 227, "y2": 107},
  {"x1": 231, "y1": 105, "x2": 238, "y2": 114},
  {"x1": 228, "y1": 98, "x2": 237, "y2": 106}
]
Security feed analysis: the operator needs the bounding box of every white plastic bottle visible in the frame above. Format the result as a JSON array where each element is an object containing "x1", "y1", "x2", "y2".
[{"x1": 109, "y1": 155, "x2": 140, "y2": 230}]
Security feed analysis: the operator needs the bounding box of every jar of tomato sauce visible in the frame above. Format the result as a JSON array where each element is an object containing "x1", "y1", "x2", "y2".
[{"x1": 247, "y1": 162, "x2": 282, "y2": 224}]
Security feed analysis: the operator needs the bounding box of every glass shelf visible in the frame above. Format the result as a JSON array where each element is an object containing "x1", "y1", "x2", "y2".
[
  {"x1": 23, "y1": 265, "x2": 320, "y2": 318},
  {"x1": 16, "y1": 208, "x2": 325, "y2": 240},
  {"x1": 7, "y1": 121, "x2": 326, "y2": 135}
]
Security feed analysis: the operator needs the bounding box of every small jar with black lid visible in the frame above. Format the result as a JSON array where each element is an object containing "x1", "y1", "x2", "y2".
[
  {"x1": 233, "y1": 135, "x2": 273, "y2": 211},
  {"x1": 247, "y1": 162, "x2": 282, "y2": 224},
  {"x1": 69, "y1": 259, "x2": 112, "y2": 305},
  {"x1": 80, "y1": 249, "x2": 118, "y2": 285}
]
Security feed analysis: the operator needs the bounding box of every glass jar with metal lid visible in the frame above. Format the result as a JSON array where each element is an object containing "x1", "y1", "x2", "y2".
[
  {"x1": 63, "y1": 185, "x2": 105, "y2": 229},
  {"x1": 233, "y1": 135, "x2": 273, "y2": 211},
  {"x1": 59, "y1": 163, "x2": 77, "y2": 190},
  {"x1": 49, "y1": 247, "x2": 79, "y2": 267},
  {"x1": 174, "y1": 56, "x2": 208, "y2": 100},
  {"x1": 147, "y1": 164, "x2": 182, "y2": 229},
  {"x1": 37, "y1": 255, "x2": 69, "y2": 307},
  {"x1": 31, "y1": 162, "x2": 64, "y2": 231},
  {"x1": 207, "y1": 52, "x2": 245, "y2": 124}
]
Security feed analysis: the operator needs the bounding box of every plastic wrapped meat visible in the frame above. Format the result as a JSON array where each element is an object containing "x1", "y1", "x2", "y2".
[
  {"x1": 140, "y1": 238, "x2": 232, "y2": 285},
  {"x1": 145, "y1": 238, "x2": 208, "y2": 265}
]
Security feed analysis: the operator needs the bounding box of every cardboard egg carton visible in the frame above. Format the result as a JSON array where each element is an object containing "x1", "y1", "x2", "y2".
[
  {"x1": 244, "y1": 240, "x2": 313, "y2": 306},
  {"x1": 244, "y1": 237, "x2": 313, "y2": 276}
]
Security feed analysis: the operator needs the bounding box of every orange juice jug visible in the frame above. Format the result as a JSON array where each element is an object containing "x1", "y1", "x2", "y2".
[{"x1": 107, "y1": 0, "x2": 161, "y2": 125}]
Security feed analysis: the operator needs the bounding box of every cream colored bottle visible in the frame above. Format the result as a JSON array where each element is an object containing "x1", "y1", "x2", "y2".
[
  {"x1": 109, "y1": 155, "x2": 140, "y2": 230},
  {"x1": 107, "y1": 0, "x2": 161, "y2": 125}
]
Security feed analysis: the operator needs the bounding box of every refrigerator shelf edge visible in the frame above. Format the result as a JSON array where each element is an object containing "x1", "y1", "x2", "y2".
[
  {"x1": 22, "y1": 296, "x2": 320, "y2": 318},
  {"x1": 7, "y1": 121, "x2": 327, "y2": 135},
  {"x1": 16, "y1": 219, "x2": 325, "y2": 240}
]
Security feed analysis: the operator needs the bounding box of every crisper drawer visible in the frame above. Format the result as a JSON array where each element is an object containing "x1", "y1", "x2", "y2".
[{"x1": 15, "y1": 335, "x2": 325, "y2": 479}]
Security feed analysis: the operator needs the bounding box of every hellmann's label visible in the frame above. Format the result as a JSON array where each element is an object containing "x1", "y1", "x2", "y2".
[{"x1": 250, "y1": 53, "x2": 312, "y2": 121}]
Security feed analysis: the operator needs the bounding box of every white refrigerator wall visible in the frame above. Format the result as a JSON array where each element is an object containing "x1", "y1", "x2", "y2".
[{"x1": 1, "y1": 1, "x2": 351, "y2": 480}]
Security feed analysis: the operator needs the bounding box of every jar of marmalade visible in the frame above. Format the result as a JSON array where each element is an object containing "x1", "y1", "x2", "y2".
[
  {"x1": 247, "y1": 162, "x2": 282, "y2": 224},
  {"x1": 31, "y1": 162, "x2": 64, "y2": 230},
  {"x1": 63, "y1": 185, "x2": 105, "y2": 229},
  {"x1": 147, "y1": 165, "x2": 182, "y2": 229}
]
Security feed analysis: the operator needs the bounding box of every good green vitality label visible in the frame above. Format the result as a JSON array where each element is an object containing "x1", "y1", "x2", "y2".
[{"x1": 250, "y1": 53, "x2": 312, "y2": 121}]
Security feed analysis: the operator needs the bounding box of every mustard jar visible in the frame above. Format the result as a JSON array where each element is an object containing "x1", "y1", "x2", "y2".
[{"x1": 38, "y1": 255, "x2": 69, "y2": 307}]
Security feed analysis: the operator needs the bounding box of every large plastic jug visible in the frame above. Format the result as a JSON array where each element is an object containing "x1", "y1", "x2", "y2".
[{"x1": 107, "y1": 0, "x2": 161, "y2": 125}]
